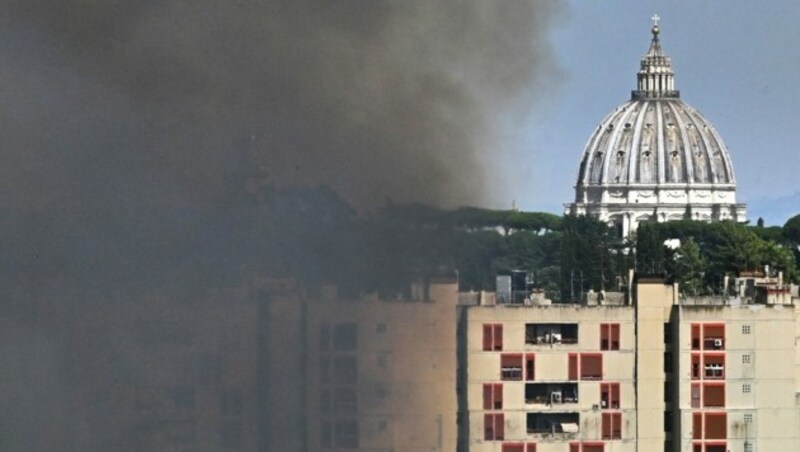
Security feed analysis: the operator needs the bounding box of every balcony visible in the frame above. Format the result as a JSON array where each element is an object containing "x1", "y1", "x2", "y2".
[
  {"x1": 525, "y1": 383, "x2": 578, "y2": 406},
  {"x1": 526, "y1": 323, "x2": 578, "y2": 346},
  {"x1": 526, "y1": 412, "x2": 579, "y2": 438}
]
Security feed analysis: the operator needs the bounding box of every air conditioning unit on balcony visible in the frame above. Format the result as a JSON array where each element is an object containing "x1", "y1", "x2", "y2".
[
  {"x1": 713, "y1": 339, "x2": 723, "y2": 349},
  {"x1": 551, "y1": 391, "x2": 562, "y2": 404}
]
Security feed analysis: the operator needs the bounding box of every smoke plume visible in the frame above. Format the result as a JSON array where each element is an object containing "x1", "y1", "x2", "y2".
[
  {"x1": 3, "y1": 1, "x2": 564, "y2": 210},
  {"x1": 0, "y1": 2, "x2": 565, "y2": 450}
]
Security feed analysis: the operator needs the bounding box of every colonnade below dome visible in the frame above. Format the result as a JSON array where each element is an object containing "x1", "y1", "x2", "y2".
[{"x1": 566, "y1": 183, "x2": 747, "y2": 238}]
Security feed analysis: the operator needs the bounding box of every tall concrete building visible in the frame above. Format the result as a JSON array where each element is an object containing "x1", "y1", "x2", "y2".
[
  {"x1": 566, "y1": 19, "x2": 747, "y2": 237},
  {"x1": 261, "y1": 276, "x2": 461, "y2": 452},
  {"x1": 461, "y1": 274, "x2": 800, "y2": 452}
]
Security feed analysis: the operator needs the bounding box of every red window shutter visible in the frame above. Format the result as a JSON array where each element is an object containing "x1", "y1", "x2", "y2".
[
  {"x1": 610, "y1": 324, "x2": 620, "y2": 350},
  {"x1": 525, "y1": 354, "x2": 535, "y2": 381},
  {"x1": 602, "y1": 413, "x2": 612, "y2": 439},
  {"x1": 611, "y1": 383, "x2": 620, "y2": 409},
  {"x1": 568, "y1": 354, "x2": 578, "y2": 380},
  {"x1": 526, "y1": 444, "x2": 536, "y2": 452},
  {"x1": 691, "y1": 354, "x2": 701, "y2": 379},
  {"x1": 502, "y1": 444, "x2": 524, "y2": 452},
  {"x1": 704, "y1": 413, "x2": 726, "y2": 440},
  {"x1": 494, "y1": 324, "x2": 504, "y2": 351},
  {"x1": 495, "y1": 413, "x2": 505, "y2": 440},
  {"x1": 580, "y1": 354, "x2": 602, "y2": 380},
  {"x1": 483, "y1": 384, "x2": 493, "y2": 410},
  {"x1": 569, "y1": 443, "x2": 580, "y2": 452},
  {"x1": 493, "y1": 384, "x2": 503, "y2": 409},
  {"x1": 600, "y1": 324, "x2": 609, "y2": 350},
  {"x1": 691, "y1": 324, "x2": 701, "y2": 350},
  {"x1": 692, "y1": 413, "x2": 703, "y2": 440},
  {"x1": 483, "y1": 325, "x2": 493, "y2": 351},
  {"x1": 612, "y1": 413, "x2": 622, "y2": 439}
]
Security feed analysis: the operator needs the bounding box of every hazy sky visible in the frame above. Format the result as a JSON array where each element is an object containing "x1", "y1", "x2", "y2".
[{"x1": 513, "y1": 1, "x2": 800, "y2": 225}]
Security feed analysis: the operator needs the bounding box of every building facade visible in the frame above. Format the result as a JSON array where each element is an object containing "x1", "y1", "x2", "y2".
[
  {"x1": 461, "y1": 276, "x2": 800, "y2": 452},
  {"x1": 566, "y1": 21, "x2": 747, "y2": 237}
]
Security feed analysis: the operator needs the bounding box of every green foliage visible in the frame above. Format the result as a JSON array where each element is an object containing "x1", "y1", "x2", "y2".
[
  {"x1": 636, "y1": 220, "x2": 797, "y2": 294},
  {"x1": 669, "y1": 237, "x2": 705, "y2": 296},
  {"x1": 784, "y1": 214, "x2": 800, "y2": 246},
  {"x1": 559, "y1": 215, "x2": 630, "y2": 301},
  {"x1": 263, "y1": 187, "x2": 800, "y2": 300}
]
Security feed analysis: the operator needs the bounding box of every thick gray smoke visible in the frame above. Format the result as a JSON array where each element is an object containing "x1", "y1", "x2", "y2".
[
  {"x1": 3, "y1": 1, "x2": 564, "y2": 209},
  {"x1": 0, "y1": 2, "x2": 565, "y2": 450}
]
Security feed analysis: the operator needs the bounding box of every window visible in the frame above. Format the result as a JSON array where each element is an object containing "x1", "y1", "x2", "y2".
[
  {"x1": 703, "y1": 383, "x2": 725, "y2": 408},
  {"x1": 600, "y1": 383, "x2": 620, "y2": 409},
  {"x1": 525, "y1": 354, "x2": 535, "y2": 381},
  {"x1": 693, "y1": 413, "x2": 727, "y2": 441},
  {"x1": 704, "y1": 413, "x2": 727, "y2": 440},
  {"x1": 664, "y1": 351, "x2": 673, "y2": 373},
  {"x1": 220, "y1": 421, "x2": 242, "y2": 449},
  {"x1": 600, "y1": 323, "x2": 620, "y2": 350},
  {"x1": 703, "y1": 354, "x2": 725, "y2": 379},
  {"x1": 691, "y1": 383, "x2": 700, "y2": 408},
  {"x1": 570, "y1": 444, "x2": 604, "y2": 452},
  {"x1": 501, "y1": 354, "x2": 523, "y2": 381},
  {"x1": 568, "y1": 354, "x2": 578, "y2": 381},
  {"x1": 580, "y1": 354, "x2": 603, "y2": 380},
  {"x1": 703, "y1": 324, "x2": 725, "y2": 350},
  {"x1": 664, "y1": 323, "x2": 672, "y2": 344},
  {"x1": 333, "y1": 388, "x2": 357, "y2": 413},
  {"x1": 333, "y1": 323, "x2": 357, "y2": 351},
  {"x1": 320, "y1": 421, "x2": 332, "y2": 448},
  {"x1": 602, "y1": 412, "x2": 622, "y2": 439},
  {"x1": 320, "y1": 324, "x2": 331, "y2": 351},
  {"x1": 526, "y1": 323, "x2": 578, "y2": 344},
  {"x1": 664, "y1": 411, "x2": 673, "y2": 432},
  {"x1": 485, "y1": 413, "x2": 505, "y2": 440},
  {"x1": 333, "y1": 356, "x2": 358, "y2": 384},
  {"x1": 691, "y1": 324, "x2": 701, "y2": 350},
  {"x1": 743, "y1": 413, "x2": 753, "y2": 424},
  {"x1": 692, "y1": 413, "x2": 702, "y2": 440},
  {"x1": 335, "y1": 419, "x2": 359, "y2": 448},
  {"x1": 742, "y1": 354, "x2": 751, "y2": 364},
  {"x1": 483, "y1": 324, "x2": 504, "y2": 351},
  {"x1": 691, "y1": 354, "x2": 701, "y2": 380},
  {"x1": 320, "y1": 357, "x2": 330, "y2": 384},
  {"x1": 744, "y1": 442, "x2": 753, "y2": 452},
  {"x1": 501, "y1": 444, "x2": 536, "y2": 452},
  {"x1": 742, "y1": 324, "x2": 751, "y2": 335},
  {"x1": 483, "y1": 383, "x2": 503, "y2": 410},
  {"x1": 742, "y1": 383, "x2": 751, "y2": 394}
]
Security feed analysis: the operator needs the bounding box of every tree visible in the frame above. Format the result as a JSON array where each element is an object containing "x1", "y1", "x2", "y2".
[{"x1": 670, "y1": 237, "x2": 705, "y2": 296}]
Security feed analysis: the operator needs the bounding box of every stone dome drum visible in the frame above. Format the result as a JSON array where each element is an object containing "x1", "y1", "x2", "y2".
[{"x1": 567, "y1": 21, "x2": 746, "y2": 237}]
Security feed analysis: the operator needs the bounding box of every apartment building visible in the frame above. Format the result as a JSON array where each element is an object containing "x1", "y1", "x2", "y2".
[
  {"x1": 461, "y1": 275, "x2": 800, "y2": 452},
  {"x1": 262, "y1": 277, "x2": 460, "y2": 452}
]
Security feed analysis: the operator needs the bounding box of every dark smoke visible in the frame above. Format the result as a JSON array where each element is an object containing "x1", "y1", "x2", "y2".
[
  {"x1": 0, "y1": 2, "x2": 565, "y2": 450},
  {"x1": 3, "y1": 1, "x2": 564, "y2": 209}
]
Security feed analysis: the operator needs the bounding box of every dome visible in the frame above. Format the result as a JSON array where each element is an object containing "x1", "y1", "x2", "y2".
[
  {"x1": 575, "y1": 99, "x2": 736, "y2": 187},
  {"x1": 567, "y1": 19, "x2": 746, "y2": 237}
]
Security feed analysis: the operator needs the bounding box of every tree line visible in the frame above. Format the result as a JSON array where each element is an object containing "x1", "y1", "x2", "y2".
[{"x1": 261, "y1": 186, "x2": 800, "y2": 301}]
